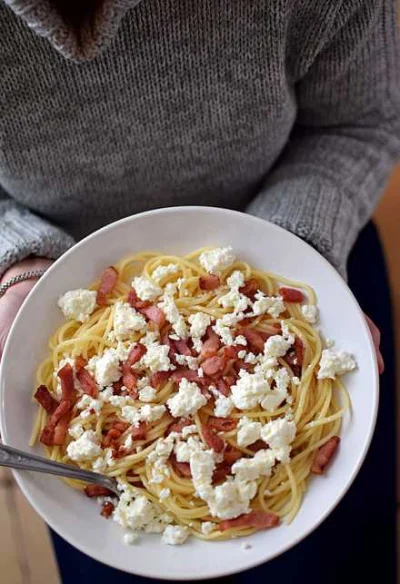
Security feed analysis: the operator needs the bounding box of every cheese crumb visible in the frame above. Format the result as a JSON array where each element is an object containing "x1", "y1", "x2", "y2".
[
  {"x1": 161, "y1": 525, "x2": 189, "y2": 545},
  {"x1": 236, "y1": 417, "x2": 261, "y2": 447},
  {"x1": 113, "y1": 302, "x2": 147, "y2": 339},
  {"x1": 167, "y1": 378, "x2": 207, "y2": 418},
  {"x1": 88, "y1": 348, "x2": 121, "y2": 387},
  {"x1": 201, "y1": 521, "x2": 216, "y2": 535},
  {"x1": 214, "y1": 394, "x2": 234, "y2": 418},
  {"x1": 151, "y1": 264, "x2": 180, "y2": 283},
  {"x1": 261, "y1": 417, "x2": 296, "y2": 462},
  {"x1": 199, "y1": 247, "x2": 236, "y2": 274},
  {"x1": 301, "y1": 304, "x2": 319, "y2": 324},
  {"x1": 58, "y1": 289, "x2": 97, "y2": 322},
  {"x1": 132, "y1": 276, "x2": 162, "y2": 301},
  {"x1": 318, "y1": 349, "x2": 357, "y2": 379},
  {"x1": 67, "y1": 430, "x2": 102, "y2": 462},
  {"x1": 142, "y1": 343, "x2": 171, "y2": 372}
]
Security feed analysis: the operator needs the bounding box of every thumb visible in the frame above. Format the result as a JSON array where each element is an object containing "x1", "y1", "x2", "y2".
[{"x1": 0, "y1": 288, "x2": 32, "y2": 358}]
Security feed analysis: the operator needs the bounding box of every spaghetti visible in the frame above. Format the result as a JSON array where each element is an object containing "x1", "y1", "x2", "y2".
[{"x1": 31, "y1": 246, "x2": 354, "y2": 544}]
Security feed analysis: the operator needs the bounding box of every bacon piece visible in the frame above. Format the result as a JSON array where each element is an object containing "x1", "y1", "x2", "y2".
[
  {"x1": 150, "y1": 371, "x2": 171, "y2": 388},
  {"x1": 212, "y1": 464, "x2": 232, "y2": 484},
  {"x1": 124, "y1": 343, "x2": 147, "y2": 371},
  {"x1": 101, "y1": 501, "x2": 115, "y2": 518},
  {"x1": 112, "y1": 421, "x2": 130, "y2": 433},
  {"x1": 247, "y1": 440, "x2": 266, "y2": 453},
  {"x1": 207, "y1": 417, "x2": 237, "y2": 432},
  {"x1": 222, "y1": 345, "x2": 242, "y2": 359},
  {"x1": 139, "y1": 305, "x2": 166, "y2": 326},
  {"x1": 174, "y1": 339, "x2": 193, "y2": 357},
  {"x1": 201, "y1": 356, "x2": 225, "y2": 376},
  {"x1": 199, "y1": 275, "x2": 220, "y2": 291},
  {"x1": 201, "y1": 424, "x2": 225, "y2": 453},
  {"x1": 127, "y1": 289, "x2": 151, "y2": 310},
  {"x1": 284, "y1": 337, "x2": 304, "y2": 377},
  {"x1": 171, "y1": 367, "x2": 199, "y2": 383},
  {"x1": 311, "y1": 436, "x2": 340, "y2": 475},
  {"x1": 239, "y1": 278, "x2": 259, "y2": 298},
  {"x1": 112, "y1": 380, "x2": 123, "y2": 395},
  {"x1": 122, "y1": 372, "x2": 138, "y2": 396},
  {"x1": 75, "y1": 356, "x2": 87, "y2": 371},
  {"x1": 96, "y1": 266, "x2": 118, "y2": 306},
  {"x1": 131, "y1": 423, "x2": 147, "y2": 441},
  {"x1": 34, "y1": 385, "x2": 58, "y2": 414},
  {"x1": 52, "y1": 412, "x2": 72, "y2": 446},
  {"x1": 84, "y1": 485, "x2": 115, "y2": 498},
  {"x1": 167, "y1": 418, "x2": 192, "y2": 435},
  {"x1": 170, "y1": 457, "x2": 192, "y2": 478},
  {"x1": 201, "y1": 328, "x2": 221, "y2": 358},
  {"x1": 223, "y1": 446, "x2": 243, "y2": 465},
  {"x1": 219, "y1": 511, "x2": 280, "y2": 532},
  {"x1": 216, "y1": 378, "x2": 230, "y2": 396},
  {"x1": 77, "y1": 368, "x2": 98, "y2": 397},
  {"x1": 239, "y1": 328, "x2": 265, "y2": 354},
  {"x1": 58, "y1": 363, "x2": 76, "y2": 403},
  {"x1": 102, "y1": 428, "x2": 122, "y2": 448},
  {"x1": 279, "y1": 287, "x2": 304, "y2": 303}
]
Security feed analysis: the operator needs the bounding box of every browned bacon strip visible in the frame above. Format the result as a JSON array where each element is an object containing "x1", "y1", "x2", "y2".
[
  {"x1": 84, "y1": 485, "x2": 115, "y2": 498},
  {"x1": 279, "y1": 287, "x2": 304, "y2": 303},
  {"x1": 127, "y1": 289, "x2": 151, "y2": 310},
  {"x1": 200, "y1": 328, "x2": 220, "y2": 358},
  {"x1": 311, "y1": 436, "x2": 340, "y2": 475},
  {"x1": 201, "y1": 356, "x2": 225, "y2": 376},
  {"x1": 139, "y1": 305, "x2": 166, "y2": 326},
  {"x1": 101, "y1": 501, "x2": 115, "y2": 518},
  {"x1": 207, "y1": 417, "x2": 237, "y2": 432},
  {"x1": 219, "y1": 511, "x2": 280, "y2": 531},
  {"x1": 239, "y1": 278, "x2": 259, "y2": 298},
  {"x1": 96, "y1": 266, "x2": 118, "y2": 306},
  {"x1": 40, "y1": 364, "x2": 77, "y2": 446},
  {"x1": 150, "y1": 371, "x2": 171, "y2": 388},
  {"x1": 199, "y1": 275, "x2": 220, "y2": 290},
  {"x1": 167, "y1": 418, "x2": 192, "y2": 435},
  {"x1": 171, "y1": 367, "x2": 199, "y2": 383},
  {"x1": 201, "y1": 424, "x2": 225, "y2": 453},
  {"x1": 76, "y1": 368, "x2": 98, "y2": 397},
  {"x1": 52, "y1": 412, "x2": 72, "y2": 446},
  {"x1": 34, "y1": 385, "x2": 58, "y2": 414},
  {"x1": 170, "y1": 457, "x2": 192, "y2": 478},
  {"x1": 75, "y1": 356, "x2": 87, "y2": 371}
]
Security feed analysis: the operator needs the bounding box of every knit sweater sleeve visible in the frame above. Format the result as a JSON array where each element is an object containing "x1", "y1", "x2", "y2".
[
  {"x1": 0, "y1": 187, "x2": 75, "y2": 277},
  {"x1": 247, "y1": 0, "x2": 400, "y2": 278}
]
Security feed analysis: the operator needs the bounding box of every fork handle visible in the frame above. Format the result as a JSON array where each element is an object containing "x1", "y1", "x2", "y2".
[{"x1": 0, "y1": 444, "x2": 118, "y2": 495}]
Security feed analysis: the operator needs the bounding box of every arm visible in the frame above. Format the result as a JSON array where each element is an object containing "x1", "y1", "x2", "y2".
[
  {"x1": 248, "y1": 0, "x2": 400, "y2": 279},
  {"x1": 0, "y1": 187, "x2": 74, "y2": 277}
]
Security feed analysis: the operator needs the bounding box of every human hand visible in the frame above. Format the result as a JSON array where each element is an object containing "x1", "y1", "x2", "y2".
[
  {"x1": 0, "y1": 257, "x2": 53, "y2": 357},
  {"x1": 365, "y1": 314, "x2": 384, "y2": 374}
]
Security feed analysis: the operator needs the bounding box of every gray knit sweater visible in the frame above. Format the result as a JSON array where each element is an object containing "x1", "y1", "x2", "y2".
[{"x1": 1, "y1": 0, "x2": 399, "y2": 279}]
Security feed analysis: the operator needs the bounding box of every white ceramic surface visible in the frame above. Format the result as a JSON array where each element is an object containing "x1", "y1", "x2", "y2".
[{"x1": 0, "y1": 207, "x2": 378, "y2": 580}]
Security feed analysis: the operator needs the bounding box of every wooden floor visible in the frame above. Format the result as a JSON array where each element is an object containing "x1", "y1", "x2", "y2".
[{"x1": 0, "y1": 165, "x2": 399, "y2": 583}]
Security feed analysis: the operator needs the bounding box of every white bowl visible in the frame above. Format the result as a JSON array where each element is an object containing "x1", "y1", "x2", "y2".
[{"x1": 0, "y1": 207, "x2": 378, "y2": 580}]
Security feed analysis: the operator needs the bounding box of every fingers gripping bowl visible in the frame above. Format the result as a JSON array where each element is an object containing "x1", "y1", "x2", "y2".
[{"x1": 0, "y1": 207, "x2": 378, "y2": 579}]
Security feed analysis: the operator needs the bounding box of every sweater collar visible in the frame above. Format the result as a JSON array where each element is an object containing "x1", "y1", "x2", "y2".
[{"x1": 4, "y1": 0, "x2": 142, "y2": 61}]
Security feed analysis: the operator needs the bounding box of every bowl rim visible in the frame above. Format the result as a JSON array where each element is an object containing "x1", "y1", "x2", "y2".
[{"x1": 0, "y1": 206, "x2": 379, "y2": 580}]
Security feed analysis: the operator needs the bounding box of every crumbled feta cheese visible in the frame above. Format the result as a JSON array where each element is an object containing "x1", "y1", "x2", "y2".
[
  {"x1": 113, "y1": 302, "x2": 147, "y2": 339},
  {"x1": 124, "y1": 532, "x2": 138, "y2": 545},
  {"x1": 162, "y1": 525, "x2": 189, "y2": 545},
  {"x1": 181, "y1": 424, "x2": 198, "y2": 438},
  {"x1": 252, "y1": 292, "x2": 285, "y2": 319},
  {"x1": 218, "y1": 290, "x2": 249, "y2": 312},
  {"x1": 151, "y1": 264, "x2": 180, "y2": 283},
  {"x1": 208, "y1": 479, "x2": 257, "y2": 520},
  {"x1": 292, "y1": 376, "x2": 300, "y2": 385},
  {"x1": 214, "y1": 394, "x2": 234, "y2": 418},
  {"x1": 230, "y1": 370, "x2": 270, "y2": 410},
  {"x1": 141, "y1": 331, "x2": 160, "y2": 347},
  {"x1": 109, "y1": 395, "x2": 134, "y2": 408},
  {"x1": 122, "y1": 404, "x2": 166, "y2": 425},
  {"x1": 188, "y1": 312, "x2": 211, "y2": 344},
  {"x1": 234, "y1": 335, "x2": 247, "y2": 346},
  {"x1": 190, "y1": 450, "x2": 216, "y2": 500},
  {"x1": 199, "y1": 246, "x2": 236, "y2": 274},
  {"x1": 260, "y1": 367, "x2": 290, "y2": 411},
  {"x1": 114, "y1": 493, "x2": 162, "y2": 531},
  {"x1": 261, "y1": 417, "x2": 296, "y2": 462},
  {"x1": 158, "y1": 294, "x2": 188, "y2": 339},
  {"x1": 244, "y1": 352, "x2": 258, "y2": 365},
  {"x1": 138, "y1": 386, "x2": 157, "y2": 402},
  {"x1": 236, "y1": 417, "x2": 262, "y2": 447},
  {"x1": 77, "y1": 394, "x2": 102, "y2": 418},
  {"x1": 238, "y1": 350, "x2": 247, "y2": 359},
  {"x1": 264, "y1": 334, "x2": 293, "y2": 359},
  {"x1": 227, "y1": 270, "x2": 245, "y2": 290},
  {"x1": 142, "y1": 343, "x2": 171, "y2": 372},
  {"x1": 318, "y1": 349, "x2": 357, "y2": 379},
  {"x1": 132, "y1": 276, "x2": 162, "y2": 301},
  {"x1": 197, "y1": 367, "x2": 204, "y2": 378},
  {"x1": 201, "y1": 521, "x2": 216, "y2": 535},
  {"x1": 325, "y1": 338, "x2": 335, "y2": 348},
  {"x1": 231, "y1": 449, "x2": 275, "y2": 481},
  {"x1": 167, "y1": 378, "x2": 207, "y2": 418},
  {"x1": 68, "y1": 422, "x2": 84, "y2": 440},
  {"x1": 67, "y1": 430, "x2": 102, "y2": 462},
  {"x1": 58, "y1": 289, "x2": 97, "y2": 323},
  {"x1": 175, "y1": 436, "x2": 205, "y2": 463},
  {"x1": 92, "y1": 456, "x2": 107, "y2": 473},
  {"x1": 159, "y1": 488, "x2": 171, "y2": 500},
  {"x1": 301, "y1": 304, "x2": 319, "y2": 324},
  {"x1": 88, "y1": 348, "x2": 121, "y2": 387},
  {"x1": 175, "y1": 354, "x2": 199, "y2": 370}
]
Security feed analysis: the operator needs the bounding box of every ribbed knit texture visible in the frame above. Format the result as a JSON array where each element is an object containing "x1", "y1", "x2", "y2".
[{"x1": 0, "y1": 0, "x2": 399, "y2": 278}]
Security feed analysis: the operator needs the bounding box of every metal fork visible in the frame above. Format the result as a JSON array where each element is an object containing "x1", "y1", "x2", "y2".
[{"x1": 0, "y1": 444, "x2": 120, "y2": 496}]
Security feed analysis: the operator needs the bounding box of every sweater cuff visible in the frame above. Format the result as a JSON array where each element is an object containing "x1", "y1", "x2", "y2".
[
  {"x1": 0, "y1": 202, "x2": 75, "y2": 277},
  {"x1": 247, "y1": 175, "x2": 360, "y2": 280}
]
